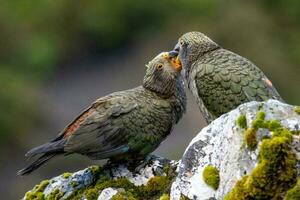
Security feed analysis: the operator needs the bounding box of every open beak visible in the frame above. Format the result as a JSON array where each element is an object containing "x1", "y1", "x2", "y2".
[{"x1": 162, "y1": 52, "x2": 182, "y2": 72}]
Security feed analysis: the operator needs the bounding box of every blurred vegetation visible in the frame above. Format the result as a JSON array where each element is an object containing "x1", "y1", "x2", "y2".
[
  {"x1": 0, "y1": 0, "x2": 216, "y2": 142},
  {"x1": 0, "y1": 0, "x2": 299, "y2": 142}
]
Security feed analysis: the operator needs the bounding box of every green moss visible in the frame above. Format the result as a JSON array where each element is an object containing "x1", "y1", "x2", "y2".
[
  {"x1": 27, "y1": 161, "x2": 176, "y2": 200},
  {"x1": 63, "y1": 172, "x2": 72, "y2": 179},
  {"x1": 284, "y1": 179, "x2": 300, "y2": 200},
  {"x1": 257, "y1": 110, "x2": 266, "y2": 120},
  {"x1": 45, "y1": 188, "x2": 64, "y2": 200},
  {"x1": 294, "y1": 106, "x2": 300, "y2": 115},
  {"x1": 159, "y1": 194, "x2": 170, "y2": 200},
  {"x1": 71, "y1": 181, "x2": 78, "y2": 188},
  {"x1": 252, "y1": 110, "x2": 268, "y2": 129},
  {"x1": 66, "y1": 165, "x2": 176, "y2": 200},
  {"x1": 267, "y1": 120, "x2": 281, "y2": 131},
  {"x1": 272, "y1": 127, "x2": 293, "y2": 142},
  {"x1": 202, "y1": 165, "x2": 220, "y2": 190},
  {"x1": 291, "y1": 130, "x2": 300, "y2": 135},
  {"x1": 82, "y1": 178, "x2": 135, "y2": 200},
  {"x1": 88, "y1": 165, "x2": 102, "y2": 176},
  {"x1": 225, "y1": 119, "x2": 298, "y2": 200},
  {"x1": 111, "y1": 191, "x2": 136, "y2": 200},
  {"x1": 25, "y1": 180, "x2": 49, "y2": 200},
  {"x1": 244, "y1": 128, "x2": 257, "y2": 151},
  {"x1": 180, "y1": 195, "x2": 190, "y2": 200},
  {"x1": 236, "y1": 115, "x2": 247, "y2": 129},
  {"x1": 142, "y1": 176, "x2": 171, "y2": 197}
]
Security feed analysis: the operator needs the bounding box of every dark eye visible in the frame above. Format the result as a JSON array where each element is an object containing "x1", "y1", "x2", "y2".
[
  {"x1": 156, "y1": 63, "x2": 163, "y2": 69},
  {"x1": 180, "y1": 40, "x2": 185, "y2": 46}
]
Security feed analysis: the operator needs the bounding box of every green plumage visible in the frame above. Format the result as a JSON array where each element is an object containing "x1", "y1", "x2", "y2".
[
  {"x1": 18, "y1": 53, "x2": 186, "y2": 175},
  {"x1": 177, "y1": 32, "x2": 283, "y2": 123},
  {"x1": 69, "y1": 86, "x2": 185, "y2": 161}
]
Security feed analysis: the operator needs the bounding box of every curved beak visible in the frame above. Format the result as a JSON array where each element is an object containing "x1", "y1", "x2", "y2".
[
  {"x1": 168, "y1": 42, "x2": 180, "y2": 58},
  {"x1": 162, "y1": 52, "x2": 182, "y2": 72},
  {"x1": 174, "y1": 42, "x2": 180, "y2": 52}
]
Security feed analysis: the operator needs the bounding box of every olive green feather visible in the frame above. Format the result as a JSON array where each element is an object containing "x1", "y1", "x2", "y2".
[
  {"x1": 18, "y1": 53, "x2": 186, "y2": 175},
  {"x1": 178, "y1": 32, "x2": 283, "y2": 123}
]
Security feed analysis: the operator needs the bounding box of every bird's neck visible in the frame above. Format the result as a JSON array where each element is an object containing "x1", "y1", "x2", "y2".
[{"x1": 170, "y1": 77, "x2": 187, "y2": 123}]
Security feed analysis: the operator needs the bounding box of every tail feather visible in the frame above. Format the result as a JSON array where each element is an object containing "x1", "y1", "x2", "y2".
[
  {"x1": 25, "y1": 140, "x2": 66, "y2": 158},
  {"x1": 17, "y1": 153, "x2": 56, "y2": 176}
]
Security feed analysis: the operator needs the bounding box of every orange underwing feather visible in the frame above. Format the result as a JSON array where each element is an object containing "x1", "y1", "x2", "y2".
[{"x1": 63, "y1": 108, "x2": 95, "y2": 138}]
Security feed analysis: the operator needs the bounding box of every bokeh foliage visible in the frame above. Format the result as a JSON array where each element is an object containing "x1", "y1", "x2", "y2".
[
  {"x1": 0, "y1": 0, "x2": 217, "y2": 142},
  {"x1": 0, "y1": 0, "x2": 299, "y2": 142}
]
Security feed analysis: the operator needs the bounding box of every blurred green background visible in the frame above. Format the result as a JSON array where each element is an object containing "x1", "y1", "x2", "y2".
[{"x1": 0, "y1": 0, "x2": 299, "y2": 199}]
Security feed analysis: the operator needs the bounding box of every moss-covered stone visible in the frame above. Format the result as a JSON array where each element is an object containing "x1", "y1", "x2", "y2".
[
  {"x1": 244, "y1": 128, "x2": 257, "y2": 151},
  {"x1": 284, "y1": 179, "x2": 300, "y2": 200},
  {"x1": 256, "y1": 110, "x2": 266, "y2": 120},
  {"x1": 180, "y1": 194, "x2": 190, "y2": 200},
  {"x1": 294, "y1": 106, "x2": 300, "y2": 115},
  {"x1": 71, "y1": 181, "x2": 78, "y2": 188},
  {"x1": 202, "y1": 165, "x2": 220, "y2": 190},
  {"x1": 25, "y1": 180, "x2": 49, "y2": 200},
  {"x1": 267, "y1": 119, "x2": 281, "y2": 131},
  {"x1": 62, "y1": 172, "x2": 72, "y2": 179},
  {"x1": 225, "y1": 114, "x2": 298, "y2": 200},
  {"x1": 159, "y1": 193, "x2": 170, "y2": 200},
  {"x1": 236, "y1": 115, "x2": 247, "y2": 129},
  {"x1": 291, "y1": 130, "x2": 300, "y2": 135},
  {"x1": 88, "y1": 165, "x2": 102, "y2": 176},
  {"x1": 46, "y1": 188, "x2": 64, "y2": 200},
  {"x1": 143, "y1": 176, "x2": 171, "y2": 197},
  {"x1": 111, "y1": 191, "x2": 136, "y2": 200},
  {"x1": 252, "y1": 111, "x2": 268, "y2": 129},
  {"x1": 65, "y1": 163, "x2": 176, "y2": 200}
]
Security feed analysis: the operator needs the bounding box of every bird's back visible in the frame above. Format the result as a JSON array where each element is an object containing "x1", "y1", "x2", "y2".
[
  {"x1": 65, "y1": 86, "x2": 184, "y2": 160},
  {"x1": 189, "y1": 48, "x2": 283, "y2": 122}
]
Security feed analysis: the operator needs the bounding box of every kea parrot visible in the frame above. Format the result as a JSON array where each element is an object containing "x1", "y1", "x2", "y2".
[
  {"x1": 18, "y1": 52, "x2": 186, "y2": 175},
  {"x1": 169, "y1": 31, "x2": 283, "y2": 123}
]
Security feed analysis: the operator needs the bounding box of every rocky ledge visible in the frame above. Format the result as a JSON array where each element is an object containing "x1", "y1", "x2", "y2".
[{"x1": 23, "y1": 100, "x2": 300, "y2": 200}]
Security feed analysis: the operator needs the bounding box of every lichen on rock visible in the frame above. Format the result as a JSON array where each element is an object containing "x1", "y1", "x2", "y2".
[
  {"x1": 225, "y1": 119, "x2": 298, "y2": 199},
  {"x1": 23, "y1": 155, "x2": 177, "y2": 200},
  {"x1": 170, "y1": 100, "x2": 300, "y2": 200}
]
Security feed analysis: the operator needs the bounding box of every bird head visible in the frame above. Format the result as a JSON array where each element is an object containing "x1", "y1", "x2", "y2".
[
  {"x1": 170, "y1": 32, "x2": 219, "y2": 71},
  {"x1": 143, "y1": 52, "x2": 183, "y2": 96}
]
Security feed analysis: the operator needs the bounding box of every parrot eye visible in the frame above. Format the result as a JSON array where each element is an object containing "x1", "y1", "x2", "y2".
[
  {"x1": 156, "y1": 63, "x2": 163, "y2": 70},
  {"x1": 180, "y1": 40, "x2": 185, "y2": 46}
]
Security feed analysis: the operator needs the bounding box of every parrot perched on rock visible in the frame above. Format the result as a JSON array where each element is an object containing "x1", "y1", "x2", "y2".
[
  {"x1": 18, "y1": 52, "x2": 186, "y2": 175},
  {"x1": 169, "y1": 31, "x2": 283, "y2": 123}
]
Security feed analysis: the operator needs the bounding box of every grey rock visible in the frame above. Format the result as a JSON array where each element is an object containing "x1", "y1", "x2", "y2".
[
  {"x1": 97, "y1": 188, "x2": 118, "y2": 200},
  {"x1": 23, "y1": 155, "x2": 175, "y2": 200},
  {"x1": 170, "y1": 100, "x2": 300, "y2": 200}
]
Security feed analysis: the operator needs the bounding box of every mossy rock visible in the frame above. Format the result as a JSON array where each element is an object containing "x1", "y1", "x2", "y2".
[
  {"x1": 202, "y1": 166, "x2": 220, "y2": 190},
  {"x1": 225, "y1": 111, "x2": 298, "y2": 199},
  {"x1": 23, "y1": 156, "x2": 176, "y2": 200},
  {"x1": 171, "y1": 100, "x2": 300, "y2": 200}
]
